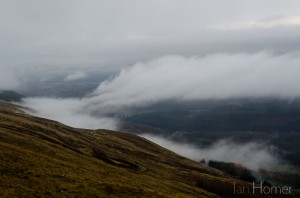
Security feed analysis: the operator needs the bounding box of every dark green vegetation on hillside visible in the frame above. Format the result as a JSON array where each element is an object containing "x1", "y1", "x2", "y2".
[
  {"x1": 207, "y1": 161, "x2": 256, "y2": 183},
  {"x1": 121, "y1": 99, "x2": 300, "y2": 167},
  {"x1": 22, "y1": 80, "x2": 101, "y2": 98},
  {"x1": 124, "y1": 99, "x2": 300, "y2": 133},
  {"x1": 1, "y1": 102, "x2": 296, "y2": 197}
]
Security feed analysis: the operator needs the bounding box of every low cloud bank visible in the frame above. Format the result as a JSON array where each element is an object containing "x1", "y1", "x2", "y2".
[
  {"x1": 88, "y1": 52, "x2": 300, "y2": 110},
  {"x1": 22, "y1": 52, "x2": 300, "y2": 130},
  {"x1": 141, "y1": 134, "x2": 281, "y2": 171},
  {"x1": 23, "y1": 97, "x2": 118, "y2": 130}
]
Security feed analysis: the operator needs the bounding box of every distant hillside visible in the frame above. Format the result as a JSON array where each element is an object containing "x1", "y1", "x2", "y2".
[
  {"x1": 122, "y1": 99, "x2": 300, "y2": 167},
  {"x1": 21, "y1": 81, "x2": 99, "y2": 98},
  {"x1": 124, "y1": 99, "x2": 300, "y2": 133},
  {"x1": 0, "y1": 102, "x2": 293, "y2": 197},
  {"x1": 0, "y1": 90, "x2": 24, "y2": 102}
]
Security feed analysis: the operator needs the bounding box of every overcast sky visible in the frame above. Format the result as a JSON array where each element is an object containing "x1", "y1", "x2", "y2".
[
  {"x1": 1, "y1": 0, "x2": 300, "y2": 89},
  {"x1": 2, "y1": 0, "x2": 300, "y2": 130}
]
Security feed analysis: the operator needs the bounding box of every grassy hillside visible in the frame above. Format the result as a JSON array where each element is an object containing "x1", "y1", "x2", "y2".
[{"x1": 0, "y1": 102, "x2": 295, "y2": 197}]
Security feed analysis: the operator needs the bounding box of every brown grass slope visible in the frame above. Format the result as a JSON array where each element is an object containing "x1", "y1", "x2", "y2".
[{"x1": 0, "y1": 102, "x2": 294, "y2": 198}]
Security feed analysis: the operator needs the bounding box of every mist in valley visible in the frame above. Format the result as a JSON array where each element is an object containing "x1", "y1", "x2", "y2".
[
  {"x1": 141, "y1": 134, "x2": 281, "y2": 171},
  {"x1": 1, "y1": 1, "x2": 300, "y2": 187}
]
